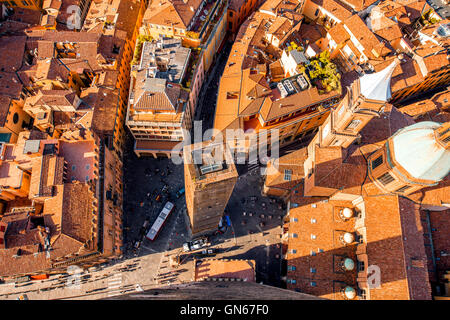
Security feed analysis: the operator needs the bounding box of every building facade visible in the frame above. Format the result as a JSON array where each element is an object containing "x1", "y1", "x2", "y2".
[
  {"x1": 214, "y1": 3, "x2": 341, "y2": 158},
  {"x1": 126, "y1": 38, "x2": 192, "y2": 158},
  {"x1": 263, "y1": 58, "x2": 450, "y2": 300}
]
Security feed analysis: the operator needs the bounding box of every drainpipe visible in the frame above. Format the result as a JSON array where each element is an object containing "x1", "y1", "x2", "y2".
[{"x1": 425, "y1": 210, "x2": 437, "y2": 283}]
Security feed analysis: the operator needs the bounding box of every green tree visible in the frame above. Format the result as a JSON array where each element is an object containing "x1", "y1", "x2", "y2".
[
  {"x1": 307, "y1": 50, "x2": 341, "y2": 93},
  {"x1": 318, "y1": 50, "x2": 330, "y2": 65}
]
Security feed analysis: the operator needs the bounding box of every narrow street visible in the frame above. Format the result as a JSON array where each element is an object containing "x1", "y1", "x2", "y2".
[{"x1": 194, "y1": 38, "x2": 233, "y2": 134}]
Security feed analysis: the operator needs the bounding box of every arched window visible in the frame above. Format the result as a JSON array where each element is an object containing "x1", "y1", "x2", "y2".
[
  {"x1": 371, "y1": 155, "x2": 383, "y2": 170},
  {"x1": 13, "y1": 113, "x2": 19, "y2": 124}
]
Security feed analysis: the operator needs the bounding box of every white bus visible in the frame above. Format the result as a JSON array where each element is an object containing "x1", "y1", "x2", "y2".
[{"x1": 145, "y1": 201, "x2": 175, "y2": 241}]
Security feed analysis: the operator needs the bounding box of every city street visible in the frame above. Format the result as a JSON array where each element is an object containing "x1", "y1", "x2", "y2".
[
  {"x1": 0, "y1": 36, "x2": 286, "y2": 300},
  {"x1": 0, "y1": 155, "x2": 286, "y2": 299},
  {"x1": 194, "y1": 39, "x2": 233, "y2": 134}
]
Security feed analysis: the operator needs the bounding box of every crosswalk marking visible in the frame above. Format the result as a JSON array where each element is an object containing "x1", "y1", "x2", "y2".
[
  {"x1": 107, "y1": 274, "x2": 123, "y2": 297},
  {"x1": 107, "y1": 273, "x2": 123, "y2": 295}
]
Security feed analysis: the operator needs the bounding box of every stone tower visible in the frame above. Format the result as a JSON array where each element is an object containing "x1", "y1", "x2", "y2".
[
  {"x1": 319, "y1": 58, "x2": 400, "y2": 149},
  {"x1": 183, "y1": 140, "x2": 238, "y2": 236},
  {"x1": 304, "y1": 58, "x2": 400, "y2": 178}
]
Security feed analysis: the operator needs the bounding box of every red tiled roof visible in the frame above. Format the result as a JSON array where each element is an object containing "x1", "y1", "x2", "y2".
[
  {"x1": 265, "y1": 147, "x2": 307, "y2": 190},
  {"x1": 285, "y1": 196, "x2": 357, "y2": 299},
  {"x1": 143, "y1": 0, "x2": 203, "y2": 29},
  {"x1": 328, "y1": 23, "x2": 350, "y2": 44},
  {"x1": 311, "y1": 0, "x2": 353, "y2": 22},
  {"x1": 364, "y1": 196, "x2": 432, "y2": 300},
  {"x1": 194, "y1": 259, "x2": 256, "y2": 282},
  {"x1": 343, "y1": 14, "x2": 391, "y2": 60}
]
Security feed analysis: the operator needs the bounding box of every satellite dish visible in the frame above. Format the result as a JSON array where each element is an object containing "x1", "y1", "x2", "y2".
[
  {"x1": 344, "y1": 286, "x2": 356, "y2": 299},
  {"x1": 343, "y1": 258, "x2": 355, "y2": 271}
]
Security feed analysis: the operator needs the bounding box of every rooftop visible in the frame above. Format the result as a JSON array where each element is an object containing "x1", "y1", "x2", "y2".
[
  {"x1": 282, "y1": 106, "x2": 445, "y2": 300},
  {"x1": 138, "y1": 38, "x2": 191, "y2": 84},
  {"x1": 313, "y1": 0, "x2": 353, "y2": 22},
  {"x1": 194, "y1": 259, "x2": 256, "y2": 282},
  {"x1": 82, "y1": 0, "x2": 141, "y2": 38},
  {"x1": 343, "y1": 14, "x2": 391, "y2": 60},
  {"x1": 143, "y1": 0, "x2": 204, "y2": 30},
  {"x1": 0, "y1": 181, "x2": 97, "y2": 277},
  {"x1": 183, "y1": 141, "x2": 238, "y2": 184},
  {"x1": 214, "y1": 10, "x2": 341, "y2": 133}
]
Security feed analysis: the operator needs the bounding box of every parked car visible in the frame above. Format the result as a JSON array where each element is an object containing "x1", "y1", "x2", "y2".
[
  {"x1": 183, "y1": 237, "x2": 210, "y2": 252},
  {"x1": 138, "y1": 220, "x2": 150, "y2": 238},
  {"x1": 176, "y1": 188, "x2": 185, "y2": 198},
  {"x1": 134, "y1": 241, "x2": 141, "y2": 249},
  {"x1": 198, "y1": 248, "x2": 217, "y2": 256}
]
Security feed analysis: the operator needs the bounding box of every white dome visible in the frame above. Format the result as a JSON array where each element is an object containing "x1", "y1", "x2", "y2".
[
  {"x1": 391, "y1": 122, "x2": 450, "y2": 182},
  {"x1": 344, "y1": 286, "x2": 356, "y2": 299},
  {"x1": 343, "y1": 232, "x2": 355, "y2": 244},
  {"x1": 343, "y1": 258, "x2": 355, "y2": 271},
  {"x1": 342, "y1": 208, "x2": 353, "y2": 218}
]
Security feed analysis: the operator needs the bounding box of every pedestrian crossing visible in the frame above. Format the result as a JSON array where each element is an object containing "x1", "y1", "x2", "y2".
[{"x1": 107, "y1": 273, "x2": 123, "y2": 297}]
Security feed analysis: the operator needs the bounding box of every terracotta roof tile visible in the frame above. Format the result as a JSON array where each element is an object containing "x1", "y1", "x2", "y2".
[
  {"x1": 194, "y1": 259, "x2": 256, "y2": 282},
  {"x1": 259, "y1": 87, "x2": 340, "y2": 122},
  {"x1": 143, "y1": 0, "x2": 203, "y2": 29},
  {"x1": 374, "y1": 24, "x2": 403, "y2": 42},
  {"x1": 7, "y1": 7, "x2": 42, "y2": 25},
  {"x1": 0, "y1": 96, "x2": 11, "y2": 127},
  {"x1": 400, "y1": 99, "x2": 438, "y2": 118},
  {"x1": 328, "y1": 23, "x2": 350, "y2": 44},
  {"x1": 61, "y1": 183, "x2": 95, "y2": 245},
  {"x1": 339, "y1": 0, "x2": 378, "y2": 11},
  {"x1": 363, "y1": 196, "x2": 432, "y2": 299},
  {"x1": 285, "y1": 196, "x2": 357, "y2": 299},
  {"x1": 0, "y1": 36, "x2": 27, "y2": 73},
  {"x1": 311, "y1": 0, "x2": 353, "y2": 22},
  {"x1": 343, "y1": 14, "x2": 391, "y2": 60},
  {"x1": 265, "y1": 147, "x2": 307, "y2": 190}
]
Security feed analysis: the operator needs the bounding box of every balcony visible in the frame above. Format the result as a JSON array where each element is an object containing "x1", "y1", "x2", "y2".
[{"x1": 200, "y1": 0, "x2": 227, "y2": 45}]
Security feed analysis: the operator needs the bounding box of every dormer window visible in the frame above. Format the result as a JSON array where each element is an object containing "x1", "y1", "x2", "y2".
[
  {"x1": 346, "y1": 119, "x2": 361, "y2": 130},
  {"x1": 377, "y1": 172, "x2": 395, "y2": 186},
  {"x1": 227, "y1": 92, "x2": 238, "y2": 99},
  {"x1": 371, "y1": 155, "x2": 383, "y2": 170},
  {"x1": 284, "y1": 169, "x2": 292, "y2": 181},
  {"x1": 395, "y1": 185, "x2": 411, "y2": 193}
]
